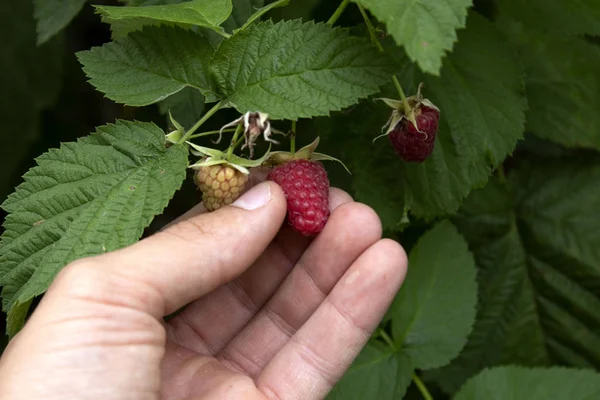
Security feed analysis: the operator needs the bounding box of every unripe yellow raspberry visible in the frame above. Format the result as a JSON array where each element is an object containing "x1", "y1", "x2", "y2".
[{"x1": 194, "y1": 165, "x2": 249, "y2": 211}]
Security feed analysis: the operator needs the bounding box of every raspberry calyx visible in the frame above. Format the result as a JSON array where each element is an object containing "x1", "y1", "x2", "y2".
[{"x1": 187, "y1": 141, "x2": 272, "y2": 212}]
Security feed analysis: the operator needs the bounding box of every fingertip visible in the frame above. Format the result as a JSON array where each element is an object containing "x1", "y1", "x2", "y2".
[
  {"x1": 374, "y1": 238, "x2": 408, "y2": 288},
  {"x1": 328, "y1": 188, "x2": 354, "y2": 211},
  {"x1": 331, "y1": 202, "x2": 383, "y2": 241}
]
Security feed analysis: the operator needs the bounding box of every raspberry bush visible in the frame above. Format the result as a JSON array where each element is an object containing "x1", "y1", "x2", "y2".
[{"x1": 2, "y1": 0, "x2": 600, "y2": 398}]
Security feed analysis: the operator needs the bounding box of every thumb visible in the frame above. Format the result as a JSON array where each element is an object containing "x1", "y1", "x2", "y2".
[{"x1": 46, "y1": 181, "x2": 287, "y2": 318}]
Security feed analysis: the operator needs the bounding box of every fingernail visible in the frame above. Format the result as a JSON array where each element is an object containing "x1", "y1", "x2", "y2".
[{"x1": 232, "y1": 182, "x2": 271, "y2": 210}]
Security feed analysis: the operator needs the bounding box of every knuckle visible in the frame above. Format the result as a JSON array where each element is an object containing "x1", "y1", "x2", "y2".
[{"x1": 52, "y1": 256, "x2": 106, "y2": 293}]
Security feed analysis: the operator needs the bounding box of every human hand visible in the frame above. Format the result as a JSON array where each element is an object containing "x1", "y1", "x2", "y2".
[{"x1": 0, "y1": 181, "x2": 407, "y2": 400}]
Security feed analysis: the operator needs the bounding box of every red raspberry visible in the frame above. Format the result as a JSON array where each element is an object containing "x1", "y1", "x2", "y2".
[
  {"x1": 389, "y1": 105, "x2": 440, "y2": 162},
  {"x1": 267, "y1": 160, "x2": 330, "y2": 236}
]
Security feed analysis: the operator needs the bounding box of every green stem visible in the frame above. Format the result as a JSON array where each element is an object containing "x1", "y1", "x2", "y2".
[
  {"x1": 497, "y1": 164, "x2": 507, "y2": 183},
  {"x1": 392, "y1": 75, "x2": 410, "y2": 111},
  {"x1": 226, "y1": 124, "x2": 244, "y2": 160},
  {"x1": 357, "y1": 3, "x2": 411, "y2": 111},
  {"x1": 213, "y1": 27, "x2": 232, "y2": 39},
  {"x1": 179, "y1": 101, "x2": 224, "y2": 144},
  {"x1": 233, "y1": 134, "x2": 245, "y2": 150},
  {"x1": 188, "y1": 128, "x2": 236, "y2": 140},
  {"x1": 290, "y1": 120, "x2": 297, "y2": 155},
  {"x1": 378, "y1": 329, "x2": 396, "y2": 349},
  {"x1": 412, "y1": 373, "x2": 434, "y2": 400},
  {"x1": 327, "y1": 0, "x2": 351, "y2": 26},
  {"x1": 358, "y1": 4, "x2": 384, "y2": 52}
]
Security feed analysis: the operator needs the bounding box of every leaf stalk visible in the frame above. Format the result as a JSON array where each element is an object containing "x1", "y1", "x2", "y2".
[
  {"x1": 226, "y1": 124, "x2": 244, "y2": 160},
  {"x1": 412, "y1": 373, "x2": 434, "y2": 400},
  {"x1": 179, "y1": 101, "x2": 224, "y2": 144},
  {"x1": 357, "y1": 3, "x2": 411, "y2": 111},
  {"x1": 290, "y1": 120, "x2": 297, "y2": 155},
  {"x1": 327, "y1": 0, "x2": 351, "y2": 26},
  {"x1": 188, "y1": 128, "x2": 237, "y2": 139},
  {"x1": 378, "y1": 328, "x2": 396, "y2": 349}
]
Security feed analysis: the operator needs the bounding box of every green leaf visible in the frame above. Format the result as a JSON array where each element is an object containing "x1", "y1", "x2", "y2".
[
  {"x1": 34, "y1": 0, "x2": 86, "y2": 44},
  {"x1": 0, "y1": 121, "x2": 188, "y2": 336},
  {"x1": 497, "y1": 0, "x2": 600, "y2": 36},
  {"x1": 428, "y1": 157, "x2": 600, "y2": 393},
  {"x1": 392, "y1": 220, "x2": 477, "y2": 369},
  {"x1": 328, "y1": 343, "x2": 413, "y2": 399},
  {"x1": 353, "y1": 153, "x2": 407, "y2": 231},
  {"x1": 77, "y1": 26, "x2": 217, "y2": 107},
  {"x1": 329, "y1": 221, "x2": 477, "y2": 398},
  {"x1": 96, "y1": 0, "x2": 232, "y2": 38},
  {"x1": 496, "y1": 17, "x2": 600, "y2": 150},
  {"x1": 210, "y1": 20, "x2": 396, "y2": 120},
  {"x1": 159, "y1": 87, "x2": 205, "y2": 130},
  {"x1": 454, "y1": 366, "x2": 600, "y2": 400},
  {"x1": 354, "y1": 0, "x2": 472, "y2": 75}
]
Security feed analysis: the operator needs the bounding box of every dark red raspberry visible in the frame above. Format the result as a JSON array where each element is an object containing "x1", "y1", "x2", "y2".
[
  {"x1": 267, "y1": 160, "x2": 330, "y2": 236},
  {"x1": 389, "y1": 105, "x2": 440, "y2": 162}
]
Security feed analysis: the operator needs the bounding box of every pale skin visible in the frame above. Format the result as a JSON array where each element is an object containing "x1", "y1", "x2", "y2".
[{"x1": 0, "y1": 179, "x2": 407, "y2": 400}]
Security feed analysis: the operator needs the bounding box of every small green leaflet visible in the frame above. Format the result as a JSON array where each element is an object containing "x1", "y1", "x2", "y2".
[
  {"x1": 34, "y1": 0, "x2": 86, "y2": 44},
  {"x1": 96, "y1": 0, "x2": 232, "y2": 38},
  {"x1": 497, "y1": 0, "x2": 600, "y2": 36},
  {"x1": 353, "y1": 0, "x2": 472, "y2": 75},
  {"x1": 77, "y1": 26, "x2": 217, "y2": 107},
  {"x1": 497, "y1": 17, "x2": 600, "y2": 150},
  {"x1": 428, "y1": 157, "x2": 600, "y2": 393},
  {"x1": 329, "y1": 221, "x2": 477, "y2": 398},
  {"x1": 454, "y1": 366, "x2": 600, "y2": 399},
  {"x1": 0, "y1": 121, "x2": 188, "y2": 337},
  {"x1": 210, "y1": 20, "x2": 396, "y2": 120}
]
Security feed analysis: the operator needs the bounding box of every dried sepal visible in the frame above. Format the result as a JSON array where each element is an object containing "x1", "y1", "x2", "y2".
[{"x1": 375, "y1": 82, "x2": 440, "y2": 142}]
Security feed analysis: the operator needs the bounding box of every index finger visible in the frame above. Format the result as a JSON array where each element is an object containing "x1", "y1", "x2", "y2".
[{"x1": 48, "y1": 181, "x2": 288, "y2": 319}]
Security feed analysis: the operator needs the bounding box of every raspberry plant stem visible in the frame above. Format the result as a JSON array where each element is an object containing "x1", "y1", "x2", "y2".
[
  {"x1": 412, "y1": 373, "x2": 434, "y2": 400},
  {"x1": 179, "y1": 101, "x2": 224, "y2": 144},
  {"x1": 357, "y1": 3, "x2": 411, "y2": 112},
  {"x1": 233, "y1": 134, "x2": 245, "y2": 150},
  {"x1": 378, "y1": 328, "x2": 435, "y2": 400},
  {"x1": 215, "y1": 30, "x2": 232, "y2": 39},
  {"x1": 392, "y1": 75, "x2": 411, "y2": 111},
  {"x1": 327, "y1": 0, "x2": 351, "y2": 25},
  {"x1": 226, "y1": 123, "x2": 244, "y2": 160},
  {"x1": 496, "y1": 164, "x2": 507, "y2": 183},
  {"x1": 378, "y1": 329, "x2": 395, "y2": 349},
  {"x1": 290, "y1": 120, "x2": 297, "y2": 155},
  {"x1": 188, "y1": 128, "x2": 236, "y2": 140}
]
